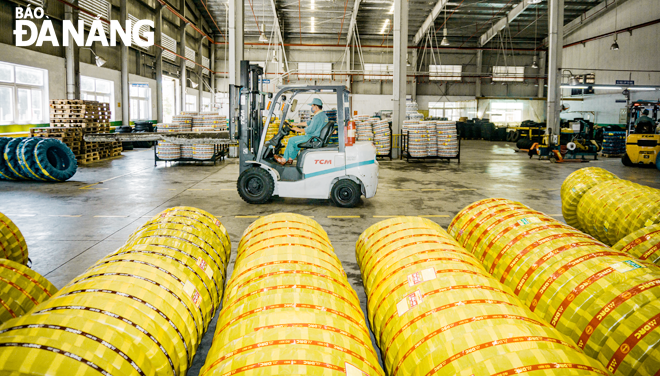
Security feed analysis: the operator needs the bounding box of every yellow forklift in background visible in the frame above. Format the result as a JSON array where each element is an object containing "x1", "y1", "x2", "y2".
[{"x1": 622, "y1": 101, "x2": 660, "y2": 169}]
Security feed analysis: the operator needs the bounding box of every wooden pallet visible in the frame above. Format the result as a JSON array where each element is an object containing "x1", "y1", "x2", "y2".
[{"x1": 50, "y1": 99, "x2": 85, "y2": 105}]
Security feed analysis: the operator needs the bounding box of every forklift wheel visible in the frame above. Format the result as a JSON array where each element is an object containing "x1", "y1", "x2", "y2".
[
  {"x1": 330, "y1": 179, "x2": 361, "y2": 208},
  {"x1": 237, "y1": 167, "x2": 274, "y2": 204},
  {"x1": 622, "y1": 153, "x2": 634, "y2": 167}
]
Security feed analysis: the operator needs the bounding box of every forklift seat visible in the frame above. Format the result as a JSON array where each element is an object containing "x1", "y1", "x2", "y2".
[
  {"x1": 298, "y1": 121, "x2": 336, "y2": 149},
  {"x1": 636, "y1": 120, "x2": 656, "y2": 135}
]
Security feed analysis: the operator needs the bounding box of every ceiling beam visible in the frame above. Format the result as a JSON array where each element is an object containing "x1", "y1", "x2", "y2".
[
  {"x1": 412, "y1": 0, "x2": 449, "y2": 45},
  {"x1": 345, "y1": 0, "x2": 362, "y2": 45},
  {"x1": 541, "y1": 0, "x2": 629, "y2": 45},
  {"x1": 478, "y1": 0, "x2": 537, "y2": 46}
]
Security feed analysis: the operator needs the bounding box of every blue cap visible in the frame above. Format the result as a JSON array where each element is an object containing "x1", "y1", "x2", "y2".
[{"x1": 309, "y1": 98, "x2": 323, "y2": 107}]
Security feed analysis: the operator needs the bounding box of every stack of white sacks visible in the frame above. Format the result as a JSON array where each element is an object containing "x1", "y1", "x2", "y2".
[
  {"x1": 355, "y1": 116, "x2": 374, "y2": 142},
  {"x1": 437, "y1": 121, "x2": 458, "y2": 157},
  {"x1": 191, "y1": 112, "x2": 225, "y2": 160},
  {"x1": 173, "y1": 114, "x2": 195, "y2": 159},
  {"x1": 372, "y1": 119, "x2": 391, "y2": 156},
  {"x1": 156, "y1": 123, "x2": 187, "y2": 160}
]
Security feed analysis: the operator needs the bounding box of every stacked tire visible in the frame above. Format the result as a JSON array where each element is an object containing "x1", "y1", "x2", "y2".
[
  {"x1": 436, "y1": 121, "x2": 458, "y2": 157},
  {"x1": 449, "y1": 199, "x2": 660, "y2": 376},
  {"x1": 406, "y1": 123, "x2": 428, "y2": 158},
  {"x1": 613, "y1": 224, "x2": 660, "y2": 265},
  {"x1": 0, "y1": 206, "x2": 230, "y2": 376},
  {"x1": 561, "y1": 167, "x2": 660, "y2": 246},
  {"x1": 356, "y1": 216, "x2": 607, "y2": 376},
  {"x1": 423, "y1": 120, "x2": 438, "y2": 156},
  {"x1": 372, "y1": 119, "x2": 391, "y2": 156},
  {"x1": 201, "y1": 213, "x2": 383, "y2": 376},
  {"x1": 1, "y1": 137, "x2": 77, "y2": 182},
  {"x1": 0, "y1": 212, "x2": 28, "y2": 265},
  {"x1": 0, "y1": 258, "x2": 57, "y2": 324},
  {"x1": 156, "y1": 123, "x2": 187, "y2": 160}
]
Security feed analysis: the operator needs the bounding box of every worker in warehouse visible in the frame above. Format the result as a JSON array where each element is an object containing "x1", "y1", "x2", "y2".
[
  {"x1": 635, "y1": 109, "x2": 656, "y2": 134},
  {"x1": 274, "y1": 98, "x2": 328, "y2": 165}
]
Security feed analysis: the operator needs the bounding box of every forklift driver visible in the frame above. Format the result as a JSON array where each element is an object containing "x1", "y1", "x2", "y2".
[
  {"x1": 274, "y1": 98, "x2": 329, "y2": 165},
  {"x1": 635, "y1": 109, "x2": 656, "y2": 134}
]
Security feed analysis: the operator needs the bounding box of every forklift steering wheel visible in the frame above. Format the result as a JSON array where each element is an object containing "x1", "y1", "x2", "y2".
[{"x1": 282, "y1": 122, "x2": 292, "y2": 135}]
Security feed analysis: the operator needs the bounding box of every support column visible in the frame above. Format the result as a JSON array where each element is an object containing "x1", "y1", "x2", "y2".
[
  {"x1": 475, "y1": 50, "x2": 483, "y2": 98},
  {"x1": 392, "y1": 0, "x2": 408, "y2": 158},
  {"x1": 197, "y1": 38, "x2": 203, "y2": 112},
  {"x1": 229, "y1": 0, "x2": 244, "y2": 85},
  {"x1": 120, "y1": 0, "x2": 129, "y2": 125},
  {"x1": 210, "y1": 37, "x2": 216, "y2": 110},
  {"x1": 411, "y1": 49, "x2": 417, "y2": 102},
  {"x1": 64, "y1": 1, "x2": 80, "y2": 99},
  {"x1": 538, "y1": 50, "x2": 547, "y2": 98},
  {"x1": 546, "y1": 0, "x2": 564, "y2": 141},
  {"x1": 180, "y1": 23, "x2": 188, "y2": 112},
  {"x1": 155, "y1": 4, "x2": 163, "y2": 123}
]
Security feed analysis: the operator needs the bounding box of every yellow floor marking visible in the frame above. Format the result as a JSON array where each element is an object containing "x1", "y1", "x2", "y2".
[
  {"x1": 220, "y1": 189, "x2": 235, "y2": 191},
  {"x1": 327, "y1": 215, "x2": 361, "y2": 218},
  {"x1": 454, "y1": 188, "x2": 477, "y2": 191},
  {"x1": 94, "y1": 215, "x2": 129, "y2": 218},
  {"x1": 389, "y1": 189, "x2": 412, "y2": 191},
  {"x1": 79, "y1": 183, "x2": 108, "y2": 190},
  {"x1": 373, "y1": 215, "x2": 404, "y2": 218},
  {"x1": 419, "y1": 215, "x2": 450, "y2": 218},
  {"x1": 421, "y1": 189, "x2": 445, "y2": 191},
  {"x1": 48, "y1": 215, "x2": 82, "y2": 218},
  {"x1": 235, "y1": 215, "x2": 260, "y2": 218}
]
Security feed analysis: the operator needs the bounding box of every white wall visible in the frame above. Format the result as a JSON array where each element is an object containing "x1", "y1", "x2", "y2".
[
  {"x1": 0, "y1": 43, "x2": 65, "y2": 124},
  {"x1": 561, "y1": 0, "x2": 660, "y2": 124}
]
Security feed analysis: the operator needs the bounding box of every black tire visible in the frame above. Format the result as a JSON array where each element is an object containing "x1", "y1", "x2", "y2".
[
  {"x1": 33, "y1": 139, "x2": 78, "y2": 182},
  {"x1": 506, "y1": 131, "x2": 514, "y2": 142},
  {"x1": 0, "y1": 138, "x2": 19, "y2": 181},
  {"x1": 18, "y1": 138, "x2": 48, "y2": 181},
  {"x1": 237, "y1": 167, "x2": 274, "y2": 204},
  {"x1": 330, "y1": 179, "x2": 361, "y2": 208},
  {"x1": 511, "y1": 130, "x2": 520, "y2": 142},
  {"x1": 622, "y1": 153, "x2": 634, "y2": 167},
  {"x1": 3, "y1": 138, "x2": 29, "y2": 180},
  {"x1": 516, "y1": 138, "x2": 533, "y2": 150}
]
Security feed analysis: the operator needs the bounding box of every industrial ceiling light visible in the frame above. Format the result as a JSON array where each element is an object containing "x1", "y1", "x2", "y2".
[
  {"x1": 440, "y1": 6, "x2": 450, "y2": 46},
  {"x1": 528, "y1": 0, "x2": 542, "y2": 3},
  {"x1": 611, "y1": 0, "x2": 619, "y2": 51},
  {"x1": 531, "y1": 55, "x2": 539, "y2": 69},
  {"x1": 187, "y1": 78, "x2": 199, "y2": 89},
  {"x1": 406, "y1": 56, "x2": 411, "y2": 66},
  {"x1": 610, "y1": 40, "x2": 620, "y2": 51},
  {"x1": 82, "y1": 48, "x2": 106, "y2": 67},
  {"x1": 259, "y1": 24, "x2": 268, "y2": 42},
  {"x1": 569, "y1": 75, "x2": 580, "y2": 86}
]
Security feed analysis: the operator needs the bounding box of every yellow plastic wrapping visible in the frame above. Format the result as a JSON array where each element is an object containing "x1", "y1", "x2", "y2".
[
  {"x1": 560, "y1": 167, "x2": 618, "y2": 230},
  {"x1": 0, "y1": 212, "x2": 29, "y2": 265},
  {"x1": 356, "y1": 216, "x2": 607, "y2": 376},
  {"x1": 0, "y1": 206, "x2": 230, "y2": 376},
  {"x1": 563, "y1": 169, "x2": 660, "y2": 245},
  {"x1": 201, "y1": 213, "x2": 383, "y2": 376},
  {"x1": 613, "y1": 224, "x2": 660, "y2": 265},
  {"x1": 449, "y1": 199, "x2": 660, "y2": 376},
  {"x1": 0, "y1": 258, "x2": 57, "y2": 324}
]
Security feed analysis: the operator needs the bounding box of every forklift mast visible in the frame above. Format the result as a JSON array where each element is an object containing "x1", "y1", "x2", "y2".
[{"x1": 229, "y1": 61, "x2": 266, "y2": 171}]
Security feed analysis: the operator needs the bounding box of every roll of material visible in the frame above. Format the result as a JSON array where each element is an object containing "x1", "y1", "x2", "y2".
[
  {"x1": 201, "y1": 213, "x2": 383, "y2": 376},
  {"x1": 560, "y1": 167, "x2": 618, "y2": 231},
  {"x1": 613, "y1": 224, "x2": 660, "y2": 265},
  {"x1": 0, "y1": 206, "x2": 230, "y2": 376},
  {"x1": 356, "y1": 216, "x2": 607, "y2": 376},
  {"x1": 0, "y1": 212, "x2": 28, "y2": 265},
  {"x1": 0, "y1": 258, "x2": 57, "y2": 324},
  {"x1": 449, "y1": 199, "x2": 660, "y2": 376}
]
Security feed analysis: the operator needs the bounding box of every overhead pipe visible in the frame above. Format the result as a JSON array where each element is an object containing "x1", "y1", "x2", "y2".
[{"x1": 562, "y1": 18, "x2": 660, "y2": 48}]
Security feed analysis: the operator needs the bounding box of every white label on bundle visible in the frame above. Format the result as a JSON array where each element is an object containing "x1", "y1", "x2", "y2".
[
  {"x1": 345, "y1": 362, "x2": 364, "y2": 376},
  {"x1": 420, "y1": 267, "x2": 436, "y2": 282},
  {"x1": 397, "y1": 290, "x2": 423, "y2": 316},
  {"x1": 612, "y1": 260, "x2": 643, "y2": 273},
  {"x1": 184, "y1": 281, "x2": 202, "y2": 308},
  {"x1": 197, "y1": 257, "x2": 214, "y2": 279}
]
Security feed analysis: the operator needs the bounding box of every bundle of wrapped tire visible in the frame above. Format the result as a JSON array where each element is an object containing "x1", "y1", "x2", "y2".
[
  {"x1": 0, "y1": 137, "x2": 77, "y2": 182},
  {"x1": 0, "y1": 206, "x2": 230, "y2": 376},
  {"x1": 200, "y1": 213, "x2": 383, "y2": 376},
  {"x1": 561, "y1": 167, "x2": 660, "y2": 246},
  {"x1": 0, "y1": 212, "x2": 28, "y2": 265},
  {"x1": 356, "y1": 216, "x2": 608, "y2": 376},
  {"x1": 450, "y1": 199, "x2": 660, "y2": 376}
]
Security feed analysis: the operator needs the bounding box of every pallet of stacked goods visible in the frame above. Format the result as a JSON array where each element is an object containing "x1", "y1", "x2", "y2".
[
  {"x1": 49, "y1": 100, "x2": 116, "y2": 164},
  {"x1": 29, "y1": 127, "x2": 82, "y2": 156},
  {"x1": 437, "y1": 120, "x2": 460, "y2": 160},
  {"x1": 355, "y1": 116, "x2": 374, "y2": 143},
  {"x1": 373, "y1": 118, "x2": 392, "y2": 159},
  {"x1": 423, "y1": 120, "x2": 438, "y2": 157},
  {"x1": 192, "y1": 112, "x2": 225, "y2": 161},
  {"x1": 174, "y1": 113, "x2": 195, "y2": 159},
  {"x1": 601, "y1": 131, "x2": 626, "y2": 157},
  {"x1": 155, "y1": 123, "x2": 185, "y2": 161}
]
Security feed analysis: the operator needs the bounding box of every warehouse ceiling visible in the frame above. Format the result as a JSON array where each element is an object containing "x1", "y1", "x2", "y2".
[{"x1": 203, "y1": 0, "x2": 611, "y2": 48}]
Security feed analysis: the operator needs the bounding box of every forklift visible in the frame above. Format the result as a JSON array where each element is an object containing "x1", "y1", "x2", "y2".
[
  {"x1": 622, "y1": 101, "x2": 660, "y2": 169},
  {"x1": 229, "y1": 61, "x2": 379, "y2": 207}
]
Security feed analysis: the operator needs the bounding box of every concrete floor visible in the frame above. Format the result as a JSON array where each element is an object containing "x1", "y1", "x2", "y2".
[{"x1": 2, "y1": 140, "x2": 660, "y2": 374}]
